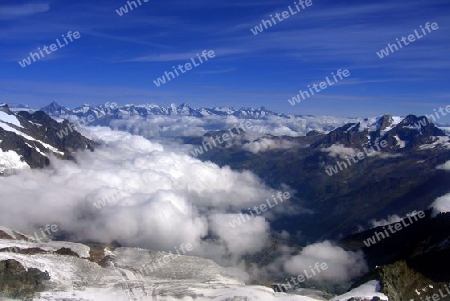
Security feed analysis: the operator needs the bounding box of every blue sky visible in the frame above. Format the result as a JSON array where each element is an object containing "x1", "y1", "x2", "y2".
[{"x1": 0, "y1": 0, "x2": 449, "y2": 122}]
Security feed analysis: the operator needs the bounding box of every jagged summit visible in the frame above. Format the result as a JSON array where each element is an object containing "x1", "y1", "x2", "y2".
[
  {"x1": 311, "y1": 114, "x2": 448, "y2": 151},
  {"x1": 40, "y1": 101, "x2": 70, "y2": 117},
  {"x1": 376, "y1": 115, "x2": 395, "y2": 132},
  {"x1": 0, "y1": 104, "x2": 13, "y2": 114}
]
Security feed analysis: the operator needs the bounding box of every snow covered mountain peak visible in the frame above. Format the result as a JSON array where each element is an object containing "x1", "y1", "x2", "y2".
[{"x1": 0, "y1": 109, "x2": 95, "y2": 175}]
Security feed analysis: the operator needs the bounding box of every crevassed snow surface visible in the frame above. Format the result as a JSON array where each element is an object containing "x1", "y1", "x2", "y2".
[
  {"x1": 0, "y1": 238, "x2": 325, "y2": 301},
  {"x1": 331, "y1": 280, "x2": 388, "y2": 301},
  {"x1": 0, "y1": 238, "x2": 90, "y2": 258}
]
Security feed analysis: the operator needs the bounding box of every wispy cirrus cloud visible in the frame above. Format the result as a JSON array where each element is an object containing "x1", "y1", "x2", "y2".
[
  {"x1": 124, "y1": 52, "x2": 200, "y2": 62},
  {"x1": 0, "y1": 2, "x2": 50, "y2": 20},
  {"x1": 123, "y1": 48, "x2": 249, "y2": 62},
  {"x1": 195, "y1": 68, "x2": 236, "y2": 75}
]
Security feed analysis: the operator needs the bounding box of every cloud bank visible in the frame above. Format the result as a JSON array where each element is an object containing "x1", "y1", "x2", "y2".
[
  {"x1": 321, "y1": 144, "x2": 358, "y2": 159},
  {"x1": 431, "y1": 193, "x2": 450, "y2": 216},
  {"x1": 437, "y1": 160, "x2": 450, "y2": 170},
  {"x1": 242, "y1": 138, "x2": 297, "y2": 154},
  {"x1": 0, "y1": 126, "x2": 367, "y2": 285},
  {"x1": 108, "y1": 114, "x2": 364, "y2": 141},
  {"x1": 281, "y1": 241, "x2": 368, "y2": 283},
  {"x1": 0, "y1": 127, "x2": 291, "y2": 264}
]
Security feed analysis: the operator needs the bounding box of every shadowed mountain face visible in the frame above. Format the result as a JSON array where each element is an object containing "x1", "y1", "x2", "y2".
[
  {"x1": 0, "y1": 105, "x2": 96, "y2": 173},
  {"x1": 339, "y1": 211, "x2": 450, "y2": 301},
  {"x1": 311, "y1": 114, "x2": 446, "y2": 150},
  {"x1": 192, "y1": 114, "x2": 450, "y2": 244},
  {"x1": 189, "y1": 114, "x2": 450, "y2": 299}
]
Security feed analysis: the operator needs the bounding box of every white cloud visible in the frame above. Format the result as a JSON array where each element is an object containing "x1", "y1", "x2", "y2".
[
  {"x1": 372, "y1": 153, "x2": 402, "y2": 159},
  {"x1": 0, "y1": 3, "x2": 50, "y2": 19},
  {"x1": 369, "y1": 210, "x2": 423, "y2": 228},
  {"x1": 370, "y1": 215, "x2": 403, "y2": 228},
  {"x1": 437, "y1": 160, "x2": 450, "y2": 170},
  {"x1": 242, "y1": 138, "x2": 297, "y2": 154},
  {"x1": 106, "y1": 114, "x2": 366, "y2": 143},
  {"x1": 321, "y1": 144, "x2": 358, "y2": 159},
  {"x1": 0, "y1": 126, "x2": 285, "y2": 265},
  {"x1": 282, "y1": 241, "x2": 368, "y2": 283},
  {"x1": 431, "y1": 193, "x2": 450, "y2": 216},
  {"x1": 0, "y1": 126, "x2": 368, "y2": 286},
  {"x1": 210, "y1": 214, "x2": 270, "y2": 256}
]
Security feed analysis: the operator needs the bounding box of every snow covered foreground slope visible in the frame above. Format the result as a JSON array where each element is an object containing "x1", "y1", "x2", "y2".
[
  {"x1": 0, "y1": 231, "x2": 387, "y2": 301},
  {"x1": 0, "y1": 233, "x2": 320, "y2": 301}
]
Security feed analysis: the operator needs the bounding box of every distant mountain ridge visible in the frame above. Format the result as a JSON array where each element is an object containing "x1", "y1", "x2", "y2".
[
  {"x1": 8, "y1": 102, "x2": 373, "y2": 138},
  {"x1": 36, "y1": 101, "x2": 292, "y2": 119},
  {"x1": 5, "y1": 102, "x2": 449, "y2": 127},
  {"x1": 9, "y1": 101, "x2": 450, "y2": 141},
  {"x1": 33, "y1": 102, "x2": 450, "y2": 135}
]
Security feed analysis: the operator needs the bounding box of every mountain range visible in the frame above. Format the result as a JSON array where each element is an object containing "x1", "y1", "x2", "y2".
[{"x1": 1, "y1": 103, "x2": 450, "y2": 300}]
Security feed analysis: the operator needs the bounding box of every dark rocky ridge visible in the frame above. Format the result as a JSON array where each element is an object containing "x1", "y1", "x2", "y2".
[
  {"x1": 340, "y1": 212, "x2": 450, "y2": 301},
  {"x1": 0, "y1": 104, "x2": 96, "y2": 172},
  {"x1": 311, "y1": 114, "x2": 446, "y2": 151},
  {"x1": 193, "y1": 114, "x2": 450, "y2": 299},
  {"x1": 0, "y1": 259, "x2": 50, "y2": 299},
  {"x1": 194, "y1": 114, "x2": 450, "y2": 243}
]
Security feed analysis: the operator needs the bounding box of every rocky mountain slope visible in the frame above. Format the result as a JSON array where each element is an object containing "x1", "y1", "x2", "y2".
[
  {"x1": 340, "y1": 210, "x2": 450, "y2": 301},
  {"x1": 193, "y1": 114, "x2": 450, "y2": 300},
  {"x1": 0, "y1": 104, "x2": 95, "y2": 175},
  {"x1": 195, "y1": 114, "x2": 450, "y2": 242}
]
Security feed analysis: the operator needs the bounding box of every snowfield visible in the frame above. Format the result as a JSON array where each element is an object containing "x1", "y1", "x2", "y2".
[
  {"x1": 0, "y1": 236, "x2": 326, "y2": 301},
  {"x1": 331, "y1": 281, "x2": 388, "y2": 301},
  {"x1": 0, "y1": 235, "x2": 387, "y2": 300}
]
